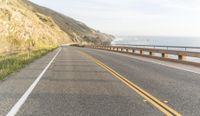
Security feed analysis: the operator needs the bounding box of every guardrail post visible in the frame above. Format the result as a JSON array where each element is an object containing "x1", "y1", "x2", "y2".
[
  {"x1": 162, "y1": 53, "x2": 168, "y2": 58},
  {"x1": 87, "y1": 45, "x2": 200, "y2": 65},
  {"x1": 178, "y1": 55, "x2": 186, "y2": 60},
  {"x1": 132, "y1": 49, "x2": 135, "y2": 53},
  {"x1": 149, "y1": 51, "x2": 153, "y2": 56},
  {"x1": 124, "y1": 48, "x2": 128, "y2": 52},
  {"x1": 125, "y1": 48, "x2": 128, "y2": 52},
  {"x1": 140, "y1": 50, "x2": 143, "y2": 54}
]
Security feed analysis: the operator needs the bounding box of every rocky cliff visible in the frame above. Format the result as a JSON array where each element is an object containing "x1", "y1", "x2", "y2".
[
  {"x1": 0, "y1": 0, "x2": 114, "y2": 54},
  {"x1": 24, "y1": 0, "x2": 114, "y2": 45}
]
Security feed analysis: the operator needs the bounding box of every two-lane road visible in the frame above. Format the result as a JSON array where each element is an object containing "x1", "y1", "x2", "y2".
[
  {"x1": 81, "y1": 47, "x2": 200, "y2": 116},
  {"x1": 1, "y1": 46, "x2": 200, "y2": 116}
]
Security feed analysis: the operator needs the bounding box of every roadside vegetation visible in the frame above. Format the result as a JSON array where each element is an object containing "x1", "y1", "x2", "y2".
[{"x1": 0, "y1": 47, "x2": 56, "y2": 80}]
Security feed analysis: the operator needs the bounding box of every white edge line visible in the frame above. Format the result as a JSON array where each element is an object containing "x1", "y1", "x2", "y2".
[
  {"x1": 91, "y1": 49, "x2": 200, "y2": 75},
  {"x1": 6, "y1": 48, "x2": 62, "y2": 116}
]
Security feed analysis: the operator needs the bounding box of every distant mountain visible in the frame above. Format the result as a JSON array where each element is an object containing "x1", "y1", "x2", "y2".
[
  {"x1": 24, "y1": 0, "x2": 114, "y2": 45},
  {"x1": 0, "y1": 0, "x2": 114, "y2": 54}
]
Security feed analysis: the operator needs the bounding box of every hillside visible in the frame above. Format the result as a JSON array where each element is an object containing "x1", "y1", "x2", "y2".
[
  {"x1": 0, "y1": 0, "x2": 114, "y2": 54},
  {"x1": 24, "y1": 0, "x2": 114, "y2": 45},
  {"x1": 0, "y1": 0, "x2": 72, "y2": 54}
]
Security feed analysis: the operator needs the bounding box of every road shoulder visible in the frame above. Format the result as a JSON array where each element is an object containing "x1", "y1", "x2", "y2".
[{"x1": 0, "y1": 49, "x2": 59, "y2": 115}]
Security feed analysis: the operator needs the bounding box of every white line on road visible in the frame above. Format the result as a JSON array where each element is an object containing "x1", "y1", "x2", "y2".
[
  {"x1": 6, "y1": 48, "x2": 62, "y2": 116},
  {"x1": 91, "y1": 49, "x2": 200, "y2": 75},
  {"x1": 121, "y1": 54, "x2": 200, "y2": 75}
]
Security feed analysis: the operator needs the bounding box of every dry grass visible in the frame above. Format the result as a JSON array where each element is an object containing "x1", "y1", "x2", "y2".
[{"x1": 0, "y1": 47, "x2": 56, "y2": 80}]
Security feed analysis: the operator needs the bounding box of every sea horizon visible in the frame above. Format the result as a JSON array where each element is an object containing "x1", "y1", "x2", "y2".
[{"x1": 111, "y1": 36, "x2": 200, "y2": 47}]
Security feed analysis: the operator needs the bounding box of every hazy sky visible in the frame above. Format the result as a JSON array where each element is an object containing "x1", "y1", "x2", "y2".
[{"x1": 30, "y1": 0, "x2": 200, "y2": 37}]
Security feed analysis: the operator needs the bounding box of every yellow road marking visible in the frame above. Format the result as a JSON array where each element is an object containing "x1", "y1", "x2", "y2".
[{"x1": 78, "y1": 51, "x2": 182, "y2": 116}]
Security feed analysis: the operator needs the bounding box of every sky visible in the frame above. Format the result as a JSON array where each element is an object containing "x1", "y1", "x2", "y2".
[{"x1": 30, "y1": 0, "x2": 200, "y2": 37}]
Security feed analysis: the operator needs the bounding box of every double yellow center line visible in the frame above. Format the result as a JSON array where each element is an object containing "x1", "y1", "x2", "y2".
[{"x1": 79, "y1": 51, "x2": 181, "y2": 116}]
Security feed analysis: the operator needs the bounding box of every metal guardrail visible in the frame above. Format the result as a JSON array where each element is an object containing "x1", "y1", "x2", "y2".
[
  {"x1": 86, "y1": 45, "x2": 200, "y2": 67},
  {"x1": 112, "y1": 44, "x2": 200, "y2": 52}
]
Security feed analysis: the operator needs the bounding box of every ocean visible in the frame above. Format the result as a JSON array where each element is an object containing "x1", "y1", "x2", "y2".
[
  {"x1": 111, "y1": 36, "x2": 200, "y2": 62},
  {"x1": 111, "y1": 36, "x2": 200, "y2": 47}
]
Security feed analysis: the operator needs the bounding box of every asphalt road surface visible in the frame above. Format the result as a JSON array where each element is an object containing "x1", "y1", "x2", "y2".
[{"x1": 0, "y1": 46, "x2": 200, "y2": 116}]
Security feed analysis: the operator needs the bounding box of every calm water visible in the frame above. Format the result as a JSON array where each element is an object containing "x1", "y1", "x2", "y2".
[
  {"x1": 111, "y1": 36, "x2": 200, "y2": 62},
  {"x1": 112, "y1": 36, "x2": 200, "y2": 47}
]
